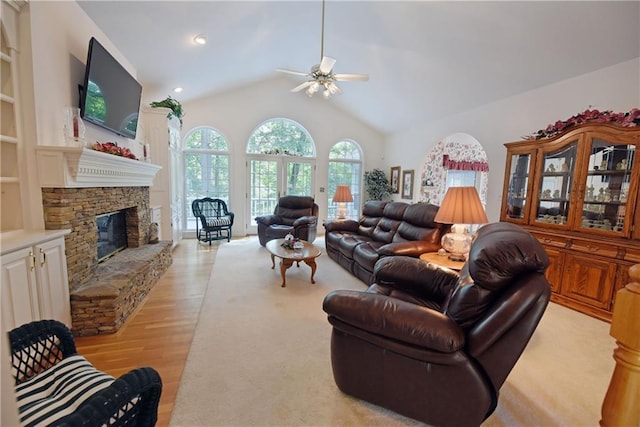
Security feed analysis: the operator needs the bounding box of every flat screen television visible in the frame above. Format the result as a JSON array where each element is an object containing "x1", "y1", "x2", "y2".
[{"x1": 80, "y1": 37, "x2": 142, "y2": 139}]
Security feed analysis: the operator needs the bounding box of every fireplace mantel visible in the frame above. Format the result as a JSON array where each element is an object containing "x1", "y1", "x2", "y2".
[{"x1": 36, "y1": 146, "x2": 161, "y2": 188}]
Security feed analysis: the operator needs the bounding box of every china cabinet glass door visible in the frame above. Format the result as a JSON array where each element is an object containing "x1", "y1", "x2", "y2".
[
  {"x1": 504, "y1": 151, "x2": 533, "y2": 222},
  {"x1": 534, "y1": 140, "x2": 578, "y2": 227},
  {"x1": 577, "y1": 137, "x2": 635, "y2": 236}
]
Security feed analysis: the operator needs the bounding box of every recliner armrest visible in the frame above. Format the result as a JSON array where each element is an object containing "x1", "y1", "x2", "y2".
[
  {"x1": 323, "y1": 290, "x2": 464, "y2": 352},
  {"x1": 323, "y1": 219, "x2": 359, "y2": 233},
  {"x1": 373, "y1": 256, "x2": 458, "y2": 302},
  {"x1": 255, "y1": 214, "x2": 280, "y2": 226},
  {"x1": 292, "y1": 215, "x2": 317, "y2": 228}
]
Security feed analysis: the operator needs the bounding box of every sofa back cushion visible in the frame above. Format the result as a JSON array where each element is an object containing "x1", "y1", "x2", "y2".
[
  {"x1": 392, "y1": 203, "x2": 443, "y2": 243},
  {"x1": 371, "y1": 202, "x2": 407, "y2": 243},
  {"x1": 358, "y1": 201, "x2": 387, "y2": 237}
]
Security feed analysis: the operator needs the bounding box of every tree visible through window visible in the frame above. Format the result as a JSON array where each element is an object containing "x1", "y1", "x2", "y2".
[
  {"x1": 247, "y1": 119, "x2": 316, "y2": 226},
  {"x1": 328, "y1": 140, "x2": 362, "y2": 220},
  {"x1": 183, "y1": 126, "x2": 230, "y2": 231}
]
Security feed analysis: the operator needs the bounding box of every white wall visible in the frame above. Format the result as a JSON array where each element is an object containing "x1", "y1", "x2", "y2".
[
  {"x1": 386, "y1": 58, "x2": 640, "y2": 222},
  {"x1": 181, "y1": 75, "x2": 387, "y2": 235}
]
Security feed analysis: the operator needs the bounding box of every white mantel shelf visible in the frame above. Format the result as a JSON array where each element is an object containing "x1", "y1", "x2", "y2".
[{"x1": 36, "y1": 146, "x2": 162, "y2": 188}]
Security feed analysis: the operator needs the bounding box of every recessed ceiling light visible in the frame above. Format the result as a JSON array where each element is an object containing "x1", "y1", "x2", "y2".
[
  {"x1": 173, "y1": 87, "x2": 183, "y2": 93},
  {"x1": 193, "y1": 34, "x2": 207, "y2": 45}
]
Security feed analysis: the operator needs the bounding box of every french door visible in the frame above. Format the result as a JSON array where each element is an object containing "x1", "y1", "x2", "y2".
[{"x1": 246, "y1": 155, "x2": 315, "y2": 233}]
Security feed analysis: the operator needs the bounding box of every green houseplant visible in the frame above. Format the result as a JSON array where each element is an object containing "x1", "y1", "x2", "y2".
[
  {"x1": 364, "y1": 168, "x2": 393, "y2": 201},
  {"x1": 149, "y1": 96, "x2": 184, "y2": 126}
]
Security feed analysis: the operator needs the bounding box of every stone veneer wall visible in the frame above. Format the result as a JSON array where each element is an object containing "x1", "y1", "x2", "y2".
[
  {"x1": 41, "y1": 187, "x2": 172, "y2": 336},
  {"x1": 42, "y1": 187, "x2": 151, "y2": 289}
]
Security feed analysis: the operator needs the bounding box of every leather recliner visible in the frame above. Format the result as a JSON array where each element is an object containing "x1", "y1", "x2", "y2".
[
  {"x1": 322, "y1": 222, "x2": 551, "y2": 427},
  {"x1": 255, "y1": 195, "x2": 319, "y2": 246}
]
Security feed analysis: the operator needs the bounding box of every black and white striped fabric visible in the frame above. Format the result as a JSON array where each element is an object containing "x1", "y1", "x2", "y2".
[
  {"x1": 15, "y1": 355, "x2": 114, "y2": 427},
  {"x1": 206, "y1": 217, "x2": 232, "y2": 227}
]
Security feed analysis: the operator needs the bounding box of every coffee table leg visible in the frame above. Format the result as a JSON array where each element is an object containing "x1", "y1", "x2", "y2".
[
  {"x1": 270, "y1": 254, "x2": 275, "y2": 269},
  {"x1": 304, "y1": 259, "x2": 317, "y2": 284},
  {"x1": 280, "y1": 258, "x2": 294, "y2": 287}
]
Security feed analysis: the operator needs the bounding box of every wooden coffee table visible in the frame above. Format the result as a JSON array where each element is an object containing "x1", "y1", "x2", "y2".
[{"x1": 265, "y1": 239, "x2": 322, "y2": 287}]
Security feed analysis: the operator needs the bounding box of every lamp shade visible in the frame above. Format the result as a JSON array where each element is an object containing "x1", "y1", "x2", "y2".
[
  {"x1": 333, "y1": 185, "x2": 354, "y2": 203},
  {"x1": 434, "y1": 186, "x2": 488, "y2": 225}
]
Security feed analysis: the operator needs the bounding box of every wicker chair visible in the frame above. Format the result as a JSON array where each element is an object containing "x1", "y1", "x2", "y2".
[
  {"x1": 7, "y1": 320, "x2": 162, "y2": 427},
  {"x1": 192, "y1": 197, "x2": 234, "y2": 244}
]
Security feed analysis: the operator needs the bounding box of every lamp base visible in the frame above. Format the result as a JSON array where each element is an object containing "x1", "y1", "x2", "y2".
[{"x1": 447, "y1": 253, "x2": 466, "y2": 262}]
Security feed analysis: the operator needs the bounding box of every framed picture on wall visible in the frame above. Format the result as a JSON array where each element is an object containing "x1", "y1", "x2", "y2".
[
  {"x1": 402, "y1": 169, "x2": 414, "y2": 199},
  {"x1": 390, "y1": 166, "x2": 401, "y2": 194}
]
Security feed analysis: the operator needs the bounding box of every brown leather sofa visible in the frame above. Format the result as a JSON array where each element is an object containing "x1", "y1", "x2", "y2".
[
  {"x1": 255, "y1": 195, "x2": 318, "y2": 246},
  {"x1": 324, "y1": 201, "x2": 449, "y2": 284},
  {"x1": 322, "y1": 222, "x2": 551, "y2": 427}
]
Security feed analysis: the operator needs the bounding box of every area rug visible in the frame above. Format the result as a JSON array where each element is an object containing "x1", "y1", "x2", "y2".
[{"x1": 170, "y1": 236, "x2": 615, "y2": 426}]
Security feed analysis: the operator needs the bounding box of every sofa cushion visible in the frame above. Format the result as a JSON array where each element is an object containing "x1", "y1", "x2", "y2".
[
  {"x1": 338, "y1": 235, "x2": 372, "y2": 258},
  {"x1": 358, "y1": 201, "x2": 387, "y2": 237},
  {"x1": 353, "y1": 241, "x2": 387, "y2": 272},
  {"x1": 393, "y1": 203, "x2": 442, "y2": 243}
]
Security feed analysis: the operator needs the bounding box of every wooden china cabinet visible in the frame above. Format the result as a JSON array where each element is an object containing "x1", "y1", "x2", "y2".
[{"x1": 500, "y1": 123, "x2": 640, "y2": 322}]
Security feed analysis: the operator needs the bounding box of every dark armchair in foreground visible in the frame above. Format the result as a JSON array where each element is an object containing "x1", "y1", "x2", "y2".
[
  {"x1": 192, "y1": 197, "x2": 234, "y2": 243},
  {"x1": 255, "y1": 195, "x2": 318, "y2": 246},
  {"x1": 7, "y1": 320, "x2": 162, "y2": 427},
  {"x1": 322, "y1": 222, "x2": 551, "y2": 427}
]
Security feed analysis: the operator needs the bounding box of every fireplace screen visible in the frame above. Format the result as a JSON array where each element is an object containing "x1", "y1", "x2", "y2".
[{"x1": 97, "y1": 210, "x2": 127, "y2": 261}]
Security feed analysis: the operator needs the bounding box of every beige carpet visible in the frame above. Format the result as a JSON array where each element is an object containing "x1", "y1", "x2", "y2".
[{"x1": 170, "y1": 236, "x2": 615, "y2": 426}]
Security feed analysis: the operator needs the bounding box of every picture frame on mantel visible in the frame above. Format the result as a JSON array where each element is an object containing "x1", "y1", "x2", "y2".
[
  {"x1": 390, "y1": 166, "x2": 401, "y2": 194},
  {"x1": 402, "y1": 169, "x2": 414, "y2": 199}
]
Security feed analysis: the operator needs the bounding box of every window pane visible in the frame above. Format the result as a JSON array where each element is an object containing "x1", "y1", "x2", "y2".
[
  {"x1": 247, "y1": 119, "x2": 314, "y2": 156},
  {"x1": 328, "y1": 141, "x2": 362, "y2": 220}
]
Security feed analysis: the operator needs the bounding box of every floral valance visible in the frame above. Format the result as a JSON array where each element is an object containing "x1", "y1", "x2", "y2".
[
  {"x1": 526, "y1": 108, "x2": 640, "y2": 140},
  {"x1": 442, "y1": 155, "x2": 489, "y2": 172}
]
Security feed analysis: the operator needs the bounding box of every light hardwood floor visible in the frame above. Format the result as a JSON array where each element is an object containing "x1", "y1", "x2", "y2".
[{"x1": 75, "y1": 240, "x2": 219, "y2": 427}]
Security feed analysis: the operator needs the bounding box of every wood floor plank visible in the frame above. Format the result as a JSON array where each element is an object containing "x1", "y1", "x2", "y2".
[{"x1": 75, "y1": 240, "x2": 218, "y2": 427}]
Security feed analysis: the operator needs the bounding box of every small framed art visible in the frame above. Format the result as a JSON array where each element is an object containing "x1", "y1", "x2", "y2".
[
  {"x1": 402, "y1": 169, "x2": 414, "y2": 199},
  {"x1": 390, "y1": 166, "x2": 401, "y2": 194}
]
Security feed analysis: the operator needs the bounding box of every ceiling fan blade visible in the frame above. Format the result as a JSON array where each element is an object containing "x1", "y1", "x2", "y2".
[
  {"x1": 291, "y1": 81, "x2": 314, "y2": 93},
  {"x1": 319, "y1": 56, "x2": 336, "y2": 74},
  {"x1": 276, "y1": 68, "x2": 309, "y2": 77},
  {"x1": 334, "y1": 73, "x2": 369, "y2": 82}
]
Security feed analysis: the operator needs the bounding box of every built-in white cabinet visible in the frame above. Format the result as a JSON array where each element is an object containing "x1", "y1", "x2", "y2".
[
  {"x1": 140, "y1": 106, "x2": 183, "y2": 248},
  {"x1": 1, "y1": 1, "x2": 25, "y2": 233},
  {"x1": 1, "y1": 230, "x2": 71, "y2": 331}
]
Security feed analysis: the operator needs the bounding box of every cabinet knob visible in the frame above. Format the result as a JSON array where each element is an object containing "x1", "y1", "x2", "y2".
[
  {"x1": 588, "y1": 245, "x2": 599, "y2": 252},
  {"x1": 39, "y1": 248, "x2": 47, "y2": 267}
]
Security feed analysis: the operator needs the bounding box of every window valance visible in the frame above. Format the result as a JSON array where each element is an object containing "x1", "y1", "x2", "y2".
[{"x1": 442, "y1": 155, "x2": 489, "y2": 172}]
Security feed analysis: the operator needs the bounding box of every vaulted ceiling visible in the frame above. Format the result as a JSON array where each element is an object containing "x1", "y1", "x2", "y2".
[{"x1": 77, "y1": 1, "x2": 640, "y2": 134}]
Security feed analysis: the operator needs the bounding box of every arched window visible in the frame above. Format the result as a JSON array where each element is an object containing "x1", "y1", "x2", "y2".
[
  {"x1": 183, "y1": 126, "x2": 230, "y2": 231},
  {"x1": 328, "y1": 140, "x2": 363, "y2": 220},
  {"x1": 246, "y1": 118, "x2": 316, "y2": 232}
]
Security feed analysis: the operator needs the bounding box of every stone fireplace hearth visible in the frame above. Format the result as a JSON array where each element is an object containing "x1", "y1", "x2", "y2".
[{"x1": 37, "y1": 147, "x2": 170, "y2": 336}]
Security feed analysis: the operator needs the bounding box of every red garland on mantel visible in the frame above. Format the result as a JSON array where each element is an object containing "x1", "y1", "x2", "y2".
[
  {"x1": 92, "y1": 142, "x2": 138, "y2": 160},
  {"x1": 525, "y1": 108, "x2": 640, "y2": 140}
]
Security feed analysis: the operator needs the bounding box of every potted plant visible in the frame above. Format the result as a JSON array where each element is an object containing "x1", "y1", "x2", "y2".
[
  {"x1": 364, "y1": 168, "x2": 393, "y2": 201},
  {"x1": 149, "y1": 96, "x2": 184, "y2": 126}
]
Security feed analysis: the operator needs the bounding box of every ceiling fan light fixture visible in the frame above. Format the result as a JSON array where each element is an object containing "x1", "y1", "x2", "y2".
[{"x1": 193, "y1": 34, "x2": 207, "y2": 45}]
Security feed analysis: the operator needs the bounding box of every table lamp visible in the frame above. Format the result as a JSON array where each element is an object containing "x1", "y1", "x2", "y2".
[
  {"x1": 433, "y1": 186, "x2": 488, "y2": 261},
  {"x1": 333, "y1": 185, "x2": 353, "y2": 219}
]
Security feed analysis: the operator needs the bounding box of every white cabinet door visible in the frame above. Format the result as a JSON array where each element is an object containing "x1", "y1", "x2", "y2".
[
  {"x1": 1, "y1": 247, "x2": 40, "y2": 331},
  {"x1": 34, "y1": 237, "x2": 71, "y2": 326}
]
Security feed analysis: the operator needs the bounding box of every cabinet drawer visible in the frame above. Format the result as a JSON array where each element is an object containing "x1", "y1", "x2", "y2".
[
  {"x1": 531, "y1": 232, "x2": 567, "y2": 249},
  {"x1": 568, "y1": 240, "x2": 621, "y2": 259},
  {"x1": 624, "y1": 247, "x2": 640, "y2": 263}
]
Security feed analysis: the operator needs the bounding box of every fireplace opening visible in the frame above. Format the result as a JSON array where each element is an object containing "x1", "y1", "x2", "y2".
[{"x1": 97, "y1": 210, "x2": 128, "y2": 262}]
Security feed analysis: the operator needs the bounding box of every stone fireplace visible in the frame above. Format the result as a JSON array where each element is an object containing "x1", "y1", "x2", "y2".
[{"x1": 37, "y1": 147, "x2": 171, "y2": 335}]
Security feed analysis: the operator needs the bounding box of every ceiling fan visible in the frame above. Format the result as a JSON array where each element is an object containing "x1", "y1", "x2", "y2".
[{"x1": 276, "y1": 0, "x2": 369, "y2": 98}]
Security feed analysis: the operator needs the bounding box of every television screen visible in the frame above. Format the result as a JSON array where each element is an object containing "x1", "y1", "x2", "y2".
[{"x1": 80, "y1": 37, "x2": 142, "y2": 139}]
